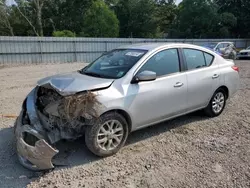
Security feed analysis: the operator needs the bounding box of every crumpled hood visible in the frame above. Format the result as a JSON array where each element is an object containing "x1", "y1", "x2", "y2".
[{"x1": 37, "y1": 71, "x2": 114, "y2": 96}]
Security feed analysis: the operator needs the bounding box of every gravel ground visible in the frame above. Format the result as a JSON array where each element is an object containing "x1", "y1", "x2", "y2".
[{"x1": 0, "y1": 61, "x2": 249, "y2": 188}]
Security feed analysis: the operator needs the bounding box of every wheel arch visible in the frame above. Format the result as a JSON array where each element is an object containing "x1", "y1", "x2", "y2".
[
  {"x1": 101, "y1": 109, "x2": 132, "y2": 133},
  {"x1": 216, "y1": 85, "x2": 229, "y2": 99}
]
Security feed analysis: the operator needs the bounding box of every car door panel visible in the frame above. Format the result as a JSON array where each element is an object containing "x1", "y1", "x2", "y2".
[
  {"x1": 186, "y1": 66, "x2": 220, "y2": 110},
  {"x1": 182, "y1": 49, "x2": 220, "y2": 110},
  {"x1": 128, "y1": 73, "x2": 187, "y2": 129}
]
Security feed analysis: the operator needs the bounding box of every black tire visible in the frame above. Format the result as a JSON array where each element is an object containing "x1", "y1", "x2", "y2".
[
  {"x1": 204, "y1": 89, "x2": 227, "y2": 117},
  {"x1": 85, "y1": 112, "x2": 129, "y2": 157}
]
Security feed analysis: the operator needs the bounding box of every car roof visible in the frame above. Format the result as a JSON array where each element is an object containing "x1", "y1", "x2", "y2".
[
  {"x1": 117, "y1": 43, "x2": 204, "y2": 51},
  {"x1": 218, "y1": 42, "x2": 234, "y2": 44}
]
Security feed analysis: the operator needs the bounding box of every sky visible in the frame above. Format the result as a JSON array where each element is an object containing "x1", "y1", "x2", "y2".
[
  {"x1": 176, "y1": 0, "x2": 182, "y2": 4},
  {"x1": 6, "y1": 0, "x2": 15, "y2": 6}
]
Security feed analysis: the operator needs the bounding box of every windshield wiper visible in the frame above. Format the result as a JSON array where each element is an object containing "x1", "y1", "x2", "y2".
[
  {"x1": 82, "y1": 71, "x2": 103, "y2": 78},
  {"x1": 80, "y1": 70, "x2": 116, "y2": 79}
]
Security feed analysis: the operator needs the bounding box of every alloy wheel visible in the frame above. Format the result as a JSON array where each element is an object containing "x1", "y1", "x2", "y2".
[
  {"x1": 212, "y1": 92, "x2": 225, "y2": 114},
  {"x1": 97, "y1": 120, "x2": 124, "y2": 151}
]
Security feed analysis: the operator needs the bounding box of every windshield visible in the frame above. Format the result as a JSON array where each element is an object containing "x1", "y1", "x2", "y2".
[
  {"x1": 204, "y1": 43, "x2": 217, "y2": 49},
  {"x1": 80, "y1": 49, "x2": 148, "y2": 79},
  {"x1": 247, "y1": 46, "x2": 250, "y2": 50}
]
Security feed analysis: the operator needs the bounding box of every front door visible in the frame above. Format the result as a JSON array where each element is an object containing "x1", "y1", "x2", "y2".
[{"x1": 128, "y1": 48, "x2": 188, "y2": 129}]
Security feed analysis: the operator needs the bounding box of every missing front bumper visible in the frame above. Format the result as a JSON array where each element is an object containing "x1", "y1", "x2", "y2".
[{"x1": 14, "y1": 111, "x2": 58, "y2": 171}]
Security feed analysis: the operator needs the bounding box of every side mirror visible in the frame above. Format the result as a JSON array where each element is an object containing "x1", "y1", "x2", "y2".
[{"x1": 132, "y1": 71, "x2": 156, "y2": 83}]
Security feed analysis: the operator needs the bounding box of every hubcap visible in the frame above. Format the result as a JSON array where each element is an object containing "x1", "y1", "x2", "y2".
[
  {"x1": 97, "y1": 120, "x2": 124, "y2": 151},
  {"x1": 212, "y1": 92, "x2": 225, "y2": 114}
]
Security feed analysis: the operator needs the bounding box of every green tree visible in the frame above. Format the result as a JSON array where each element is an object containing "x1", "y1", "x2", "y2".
[
  {"x1": 154, "y1": 0, "x2": 177, "y2": 37},
  {"x1": 171, "y1": 0, "x2": 220, "y2": 38},
  {"x1": 52, "y1": 30, "x2": 76, "y2": 37},
  {"x1": 13, "y1": 0, "x2": 53, "y2": 36},
  {"x1": 0, "y1": 0, "x2": 14, "y2": 36},
  {"x1": 104, "y1": 0, "x2": 119, "y2": 6},
  {"x1": 115, "y1": 0, "x2": 158, "y2": 38},
  {"x1": 216, "y1": 0, "x2": 250, "y2": 37},
  {"x1": 41, "y1": 0, "x2": 93, "y2": 36},
  {"x1": 217, "y1": 12, "x2": 237, "y2": 37},
  {"x1": 81, "y1": 0, "x2": 119, "y2": 37}
]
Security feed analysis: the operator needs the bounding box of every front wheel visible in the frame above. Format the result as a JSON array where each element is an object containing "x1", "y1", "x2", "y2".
[
  {"x1": 204, "y1": 89, "x2": 226, "y2": 117},
  {"x1": 85, "y1": 112, "x2": 129, "y2": 157}
]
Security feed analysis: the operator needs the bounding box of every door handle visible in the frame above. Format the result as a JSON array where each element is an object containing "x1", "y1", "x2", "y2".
[
  {"x1": 212, "y1": 74, "x2": 219, "y2": 79},
  {"x1": 174, "y1": 82, "x2": 184, "y2": 88}
]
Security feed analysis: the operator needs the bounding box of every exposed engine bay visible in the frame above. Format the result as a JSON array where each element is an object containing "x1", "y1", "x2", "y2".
[
  {"x1": 36, "y1": 86, "x2": 101, "y2": 144},
  {"x1": 15, "y1": 86, "x2": 103, "y2": 170}
]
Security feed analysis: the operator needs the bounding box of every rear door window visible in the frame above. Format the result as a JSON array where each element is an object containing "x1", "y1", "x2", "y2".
[{"x1": 183, "y1": 49, "x2": 206, "y2": 70}]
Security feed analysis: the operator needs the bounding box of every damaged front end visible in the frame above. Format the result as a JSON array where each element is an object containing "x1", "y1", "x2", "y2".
[{"x1": 14, "y1": 85, "x2": 102, "y2": 171}]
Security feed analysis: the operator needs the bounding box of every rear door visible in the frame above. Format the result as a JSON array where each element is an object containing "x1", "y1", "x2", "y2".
[{"x1": 181, "y1": 48, "x2": 220, "y2": 111}]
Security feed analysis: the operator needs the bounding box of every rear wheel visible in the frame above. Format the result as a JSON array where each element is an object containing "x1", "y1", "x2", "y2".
[
  {"x1": 85, "y1": 112, "x2": 129, "y2": 157},
  {"x1": 204, "y1": 89, "x2": 226, "y2": 117}
]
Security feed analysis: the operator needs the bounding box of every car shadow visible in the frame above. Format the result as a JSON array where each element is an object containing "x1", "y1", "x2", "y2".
[
  {"x1": 0, "y1": 111, "x2": 208, "y2": 187},
  {"x1": 53, "y1": 110, "x2": 208, "y2": 168}
]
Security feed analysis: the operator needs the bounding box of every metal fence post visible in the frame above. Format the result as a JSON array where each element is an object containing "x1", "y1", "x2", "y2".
[
  {"x1": 105, "y1": 41, "x2": 108, "y2": 52},
  {"x1": 39, "y1": 38, "x2": 43, "y2": 63},
  {"x1": 74, "y1": 40, "x2": 77, "y2": 62}
]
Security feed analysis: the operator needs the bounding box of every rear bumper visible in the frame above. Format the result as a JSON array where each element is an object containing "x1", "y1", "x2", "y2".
[{"x1": 14, "y1": 89, "x2": 59, "y2": 171}]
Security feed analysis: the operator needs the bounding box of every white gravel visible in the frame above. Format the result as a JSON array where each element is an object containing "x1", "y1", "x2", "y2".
[{"x1": 0, "y1": 61, "x2": 249, "y2": 188}]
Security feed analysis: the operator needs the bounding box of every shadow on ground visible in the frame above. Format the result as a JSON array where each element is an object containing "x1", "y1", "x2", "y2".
[
  {"x1": 0, "y1": 111, "x2": 208, "y2": 188},
  {"x1": 0, "y1": 127, "x2": 42, "y2": 188}
]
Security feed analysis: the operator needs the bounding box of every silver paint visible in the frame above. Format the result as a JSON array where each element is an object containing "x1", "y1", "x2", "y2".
[
  {"x1": 15, "y1": 43, "x2": 240, "y2": 170},
  {"x1": 37, "y1": 71, "x2": 114, "y2": 96}
]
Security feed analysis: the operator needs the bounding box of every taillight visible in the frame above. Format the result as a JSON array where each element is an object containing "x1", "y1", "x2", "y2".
[{"x1": 232, "y1": 66, "x2": 239, "y2": 72}]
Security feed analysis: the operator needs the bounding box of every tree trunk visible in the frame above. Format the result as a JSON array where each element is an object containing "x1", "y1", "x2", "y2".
[
  {"x1": 16, "y1": 5, "x2": 39, "y2": 36},
  {"x1": 34, "y1": 0, "x2": 44, "y2": 36},
  {"x1": 37, "y1": 6, "x2": 43, "y2": 36},
  {"x1": 6, "y1": 20, "x2": 14, "y2": 36}
]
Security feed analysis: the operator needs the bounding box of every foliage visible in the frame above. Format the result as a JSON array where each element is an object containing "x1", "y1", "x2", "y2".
[
  {"x1": 0, "y1": 0, "x2": 248, "y2": 38},
  {"x1": 0, "y1": 0, "x2": 14, "y2": 36},
  {"x1": 169, "y1": 0, "x2": 237, "y2": 38},
  {"x1": 154, "y1": 0, "x2": 177, "y2": 37},
  {"x1": 216, "y1": 0, "x2": 250, "y2": 37},
  {"x1": 52, "y1": 30, "x2": 76, "y2": 37},
  {"x1": 170, "y1": 0, "x2": 219, "y2": 38},
  {"x1": 115, "y1": 0, "x2": 159, "y2": 38},
  {"x1": 81, "y1": 0, "x2": 119, "y2": 37},
  {"x1": 43, "y1": 0, "x2": 93, "y2": 35}
]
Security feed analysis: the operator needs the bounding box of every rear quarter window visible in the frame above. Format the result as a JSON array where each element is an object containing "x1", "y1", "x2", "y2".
[{"x1": 204, "y1": 52, "x2": 214, "y2": 66}]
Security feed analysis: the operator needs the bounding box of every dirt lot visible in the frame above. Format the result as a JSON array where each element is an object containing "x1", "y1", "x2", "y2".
[{"x1": 0, "y1": 61, "x2": 249, "y2": 188}]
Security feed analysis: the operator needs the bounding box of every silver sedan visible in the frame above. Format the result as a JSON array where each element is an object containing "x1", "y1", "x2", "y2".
[{"x1": 14, "y1": 43, "x2": 240, "y2": 170}]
